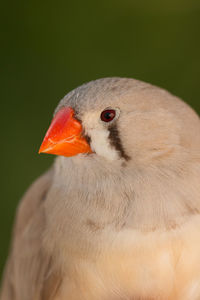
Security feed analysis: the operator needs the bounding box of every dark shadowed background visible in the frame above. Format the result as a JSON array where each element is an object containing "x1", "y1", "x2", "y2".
[{"x1": 1, "y1": 0, "x2": 200, "y2": 277}]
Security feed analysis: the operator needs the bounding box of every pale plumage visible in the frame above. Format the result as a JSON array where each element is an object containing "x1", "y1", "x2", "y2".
[{"x1": 1, "y1": 77, "x2": 200, "y2": 299}]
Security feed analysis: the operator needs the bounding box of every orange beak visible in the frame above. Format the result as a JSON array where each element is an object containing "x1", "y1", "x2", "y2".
[{"x1": 39, "y1": 107, "x2": 92, "y2": 157}]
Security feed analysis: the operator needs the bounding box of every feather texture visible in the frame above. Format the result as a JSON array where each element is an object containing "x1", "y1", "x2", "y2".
[{"x1": 2, "y1": 78, "x2": 200, "y2": 299}]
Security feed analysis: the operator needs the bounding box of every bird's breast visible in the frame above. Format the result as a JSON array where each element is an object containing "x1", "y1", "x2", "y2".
[{"x1": 56, "y1": 215, "x2": 200, "y2": 300}]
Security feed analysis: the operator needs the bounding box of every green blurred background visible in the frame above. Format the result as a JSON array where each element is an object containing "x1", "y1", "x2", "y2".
[{"x1": 1, "y1": 0, "x2": 200, "y2": 278}]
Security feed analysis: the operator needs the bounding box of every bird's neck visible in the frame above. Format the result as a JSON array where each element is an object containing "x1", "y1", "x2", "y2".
[
  {"x1": 44, "y1": 154, "x2": 200, "y2": 262},
  {"x1": 53, "y1": 154, "x2": 200, "y2": 231}
]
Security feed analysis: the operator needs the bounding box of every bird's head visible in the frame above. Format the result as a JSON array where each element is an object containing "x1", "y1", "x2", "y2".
[{"x1": 39, "y1": 77, "x2": 200, "y2": 168}]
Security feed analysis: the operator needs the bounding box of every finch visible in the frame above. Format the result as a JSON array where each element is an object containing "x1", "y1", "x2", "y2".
[{"x1": 1, "y1": 77, "x2": 200, "y2": 300}]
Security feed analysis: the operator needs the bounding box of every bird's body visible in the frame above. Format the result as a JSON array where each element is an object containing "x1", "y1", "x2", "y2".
[{"x1": 1, "y1": 78, "x2": 200, "y2": 299}]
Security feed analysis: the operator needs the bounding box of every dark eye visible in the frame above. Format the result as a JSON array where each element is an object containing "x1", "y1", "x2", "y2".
[{"x1": 100, "y1": 109, "x2": 116, "y2": 122}]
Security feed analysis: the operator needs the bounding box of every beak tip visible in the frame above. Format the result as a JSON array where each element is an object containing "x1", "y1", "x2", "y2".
[{"x1": 38, "y1": 143, "x2": 46, "y2": 154}]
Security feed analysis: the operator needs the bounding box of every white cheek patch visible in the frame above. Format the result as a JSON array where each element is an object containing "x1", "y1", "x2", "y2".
[
  {"x1": 88, "y1": 128, "x2": 119, "y2": 161},
  {"x1": 82, "y1": 112, "x2": 119, "y2": 161}
]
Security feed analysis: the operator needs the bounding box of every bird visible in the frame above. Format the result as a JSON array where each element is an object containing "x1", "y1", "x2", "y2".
[{"x1": 1, "y1": 77, "x2": 200, "y2": 300}]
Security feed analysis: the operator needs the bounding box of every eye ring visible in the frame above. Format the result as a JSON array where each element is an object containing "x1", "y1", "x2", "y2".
[{"x1": 100, "y1": 109, "x2": 116, "y2": 123}]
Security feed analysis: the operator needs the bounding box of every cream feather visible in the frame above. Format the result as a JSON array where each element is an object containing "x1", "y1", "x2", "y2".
[{"x1": 2, "y1": 77, "x2": 200, "y2": 299}]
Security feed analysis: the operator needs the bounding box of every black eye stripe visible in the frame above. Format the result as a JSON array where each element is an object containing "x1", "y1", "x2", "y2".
[
  {"x1": 84, "y1": 134, "x2": 91, "y2": 145},
  {"x1": 73, "y1": 108, "x2": 129, "y2": 161},
  {"x1": 108, "y1": 124, "x2": 130, "y2": 161}
]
